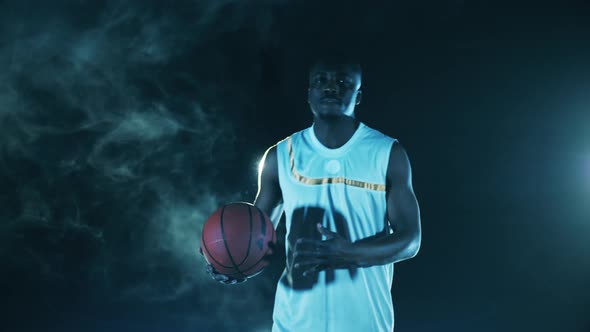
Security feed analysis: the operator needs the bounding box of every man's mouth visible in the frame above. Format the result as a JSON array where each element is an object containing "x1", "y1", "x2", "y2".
[{"x1": 321, "y1": 97, "x2": 340, "y2": 103}]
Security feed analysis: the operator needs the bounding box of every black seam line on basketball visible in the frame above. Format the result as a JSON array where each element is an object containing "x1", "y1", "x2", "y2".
[
  {"x1": 254, "y1": 205, "x2": 267, "y2": 238},
  {"x1": 220, "y1": 205, "x2": 246, "y2": 279},
  {"x1": 236, "y1": 206, "x2": 274, "y2": 275},
  {"x1": 201, "y1": 227, "x2": 233, "y2": 269},
  {"x1": 237, "y1": 204, "x2": 254, "y2": 267},
  {"x1": 240, "y1": 246, "x2": 273, "y2": 274},
  {"x1": 241, "y1": 260, "x2": 264, "y2": 275}
]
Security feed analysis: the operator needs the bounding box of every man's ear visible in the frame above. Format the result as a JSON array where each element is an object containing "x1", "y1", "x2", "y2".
[{"x1": 355, "y1": 90, "x2": 362, "y2": 105}]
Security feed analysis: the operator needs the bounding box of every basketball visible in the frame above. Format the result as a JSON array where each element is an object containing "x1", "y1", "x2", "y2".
[{"x1": 200, "y1": 202, "x2": 276, "y2": 279}]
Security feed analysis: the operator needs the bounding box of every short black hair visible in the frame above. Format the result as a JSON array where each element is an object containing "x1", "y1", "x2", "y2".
[
  {"x1": 309, "y1": 59, "x2": 362, "y2": 76},
  {"x1": 308, "y1": 54, "x2": 363, "y2": 83},
  {"x1": 306, "y1": 45, "x2": 362, "y2": 73}
]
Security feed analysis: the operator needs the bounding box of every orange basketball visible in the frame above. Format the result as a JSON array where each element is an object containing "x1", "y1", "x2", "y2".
[{"x1": 200, "y1": 202, "x2": 276, "y2": 279}]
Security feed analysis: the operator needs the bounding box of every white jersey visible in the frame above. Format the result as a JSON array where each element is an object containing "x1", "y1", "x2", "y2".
[{"x1": 272, "y1": 122, "x2": 398, "y2": 332}]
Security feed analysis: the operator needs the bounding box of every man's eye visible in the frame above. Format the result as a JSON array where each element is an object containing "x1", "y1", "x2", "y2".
[{"x1": 338, "y1": 79, "x2": 352, "y2": 86}]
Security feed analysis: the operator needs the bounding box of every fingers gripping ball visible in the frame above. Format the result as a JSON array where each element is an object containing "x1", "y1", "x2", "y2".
[{"x1": 200, "y1": 202, "x2": 276, "y2": 279}]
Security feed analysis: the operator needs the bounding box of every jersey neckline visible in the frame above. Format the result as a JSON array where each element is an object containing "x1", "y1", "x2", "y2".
[{"x1": 307, "y1": 121, "x2": 366, "y2": 157}]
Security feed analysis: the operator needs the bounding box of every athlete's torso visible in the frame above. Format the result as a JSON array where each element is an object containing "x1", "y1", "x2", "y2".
[{"x1": 272, "y1": 121, "x2": 398, "y2": 332}]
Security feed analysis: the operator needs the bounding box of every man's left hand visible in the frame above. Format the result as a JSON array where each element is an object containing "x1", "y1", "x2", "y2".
[{"x1": 293, "y1": 223, "x2": 358, "y2": 276}]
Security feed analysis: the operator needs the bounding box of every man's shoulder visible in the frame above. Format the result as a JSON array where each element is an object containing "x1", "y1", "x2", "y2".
[
  {"x1": 274, "y1": 127, "x2": 309, "y2": 147},
  {"x1": 360, "y1": 122, "x2": 397, "y2": 144},
  {"x1": 265, "y1": 127, "x2": 307, "y2": 157}
]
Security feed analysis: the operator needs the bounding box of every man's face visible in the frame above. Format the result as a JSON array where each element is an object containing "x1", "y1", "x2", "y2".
[{"x1": 307, "y1": 64, "x2": 362, "y2": 119}]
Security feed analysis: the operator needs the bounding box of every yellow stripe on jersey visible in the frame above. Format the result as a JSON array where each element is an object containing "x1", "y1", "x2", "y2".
[{"x1": 287, "y1": 136, "x2": 386, "y2": 192}]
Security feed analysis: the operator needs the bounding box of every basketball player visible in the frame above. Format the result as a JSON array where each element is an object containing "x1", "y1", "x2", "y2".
[{"x1": 204, "y1": 58, "x2": 422, "y2": 331}]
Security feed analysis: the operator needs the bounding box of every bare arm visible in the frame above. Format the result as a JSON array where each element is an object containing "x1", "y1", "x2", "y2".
[
  {"x1": 351, "y1": 141, "x2": 422, "y2": 266},
  {"x1": 288, "y1": 141, "x2": 421, "y2": 275},
  {"x1": 201, "y1": 144, "x2": 283, "y2": 284},
  {"x1": 253, "y1": 145, "x2": 283, "y2": 227}
]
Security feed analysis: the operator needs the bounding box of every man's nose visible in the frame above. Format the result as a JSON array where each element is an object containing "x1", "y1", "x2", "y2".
[
  {"x1": 323, "y1": 80, "x2": 338, "y2": 93},
  {"x1": 323, "y1": 86, "x2": 336, "y2": 93}
]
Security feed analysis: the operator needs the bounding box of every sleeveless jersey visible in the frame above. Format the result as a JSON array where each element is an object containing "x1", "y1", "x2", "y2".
[{"x1": 272, "y1": 122, "x2": 398, "y2": 332}]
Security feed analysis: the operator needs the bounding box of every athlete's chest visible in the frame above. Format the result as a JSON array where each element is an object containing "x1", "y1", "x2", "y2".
[{"x1": 291, "y1": 141, "x2": 386, "y2": 185}]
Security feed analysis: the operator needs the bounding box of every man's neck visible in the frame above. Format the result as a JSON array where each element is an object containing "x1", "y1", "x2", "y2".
[{"x1": 312, "y1": 116, "x2": 360, "y2": 149}]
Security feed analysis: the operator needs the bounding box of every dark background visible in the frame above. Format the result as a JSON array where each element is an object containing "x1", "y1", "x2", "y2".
[{"x1": 1, "y1": 0, "x2": 589, "y2": 331}]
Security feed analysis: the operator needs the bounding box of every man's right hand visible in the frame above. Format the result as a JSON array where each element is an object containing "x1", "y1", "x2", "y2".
[
  {"x1": 199, "y1": 247, "x2": 247, "y2": 285},
  {"x1": 205, "y1": 263, "x2": 247, "y2": 285}
]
